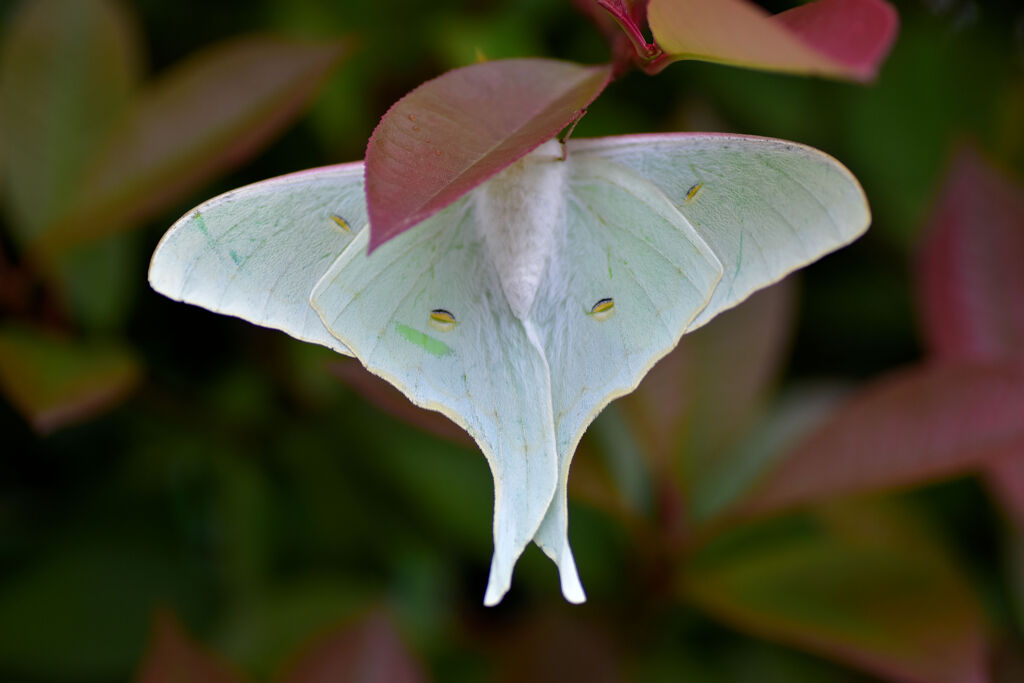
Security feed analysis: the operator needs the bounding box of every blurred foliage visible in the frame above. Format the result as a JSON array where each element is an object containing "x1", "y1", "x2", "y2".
[{"x1": 1, "y1": 0, "x2": 1023, "y2": 682}]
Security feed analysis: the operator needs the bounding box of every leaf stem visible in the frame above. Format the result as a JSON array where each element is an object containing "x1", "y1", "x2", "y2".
[
  {"x1": 595, "y1": 0, "x2": 663, "y2": 65},
  {"x1": 557, "y1": 109, "x2": 586, "y2": 153}
]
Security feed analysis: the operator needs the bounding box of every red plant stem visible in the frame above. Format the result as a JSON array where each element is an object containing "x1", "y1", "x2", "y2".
[
  {"x1": 595, "y1": 0, "x2": 663, "y2": 64},
  {"x1": 639, "y1": 52, "x2": 671, "y2": 75}
]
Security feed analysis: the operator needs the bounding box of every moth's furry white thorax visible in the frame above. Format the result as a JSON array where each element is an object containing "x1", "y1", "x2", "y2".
[{"x1": 474, "y1": 139, "x2": 567, "y2": 319}]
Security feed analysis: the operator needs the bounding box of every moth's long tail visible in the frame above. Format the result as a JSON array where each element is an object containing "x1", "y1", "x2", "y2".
[{"x1": 482, "y1": 318, "x2": 561, "y2": 606}]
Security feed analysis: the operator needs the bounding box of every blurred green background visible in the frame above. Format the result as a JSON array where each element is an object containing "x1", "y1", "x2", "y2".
[{"x1": 1, "y1": 0, "x2": 1023, "y2": 681}]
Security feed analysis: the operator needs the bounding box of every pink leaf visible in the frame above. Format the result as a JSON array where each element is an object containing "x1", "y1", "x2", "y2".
[
  {"x1": 914, "y1": 144, "x2": 1024, "y2": 531},
  {"x1": 740, "y1": 360, "x2": 1024, "y2": 517},
  {"x1": 281, "y1": 610, "x2": 425, "y2": 683},
  {"x1": 646, "y1": 0, "x2": 898, "y2": 82},
  {"x1": 915, "y1": 144, "x2": 1024, "y2": 363},
  {"x1": 136, "y1": 611, "x2": 243, "y2": 683},
  {"x1": 365, "y1": 58, "x2": 611, "y2": 250},
  {"x1": 774, "y1": 0, "x2": 898, "y2": 78}
]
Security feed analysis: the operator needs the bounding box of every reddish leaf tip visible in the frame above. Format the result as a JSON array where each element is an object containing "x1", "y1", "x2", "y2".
[
  {"x1": 775, "y1": 0, "x2": 899, "y2": 82},
  {"x1": 648, "y1": 0, "x2": 899, "y2": 83}
]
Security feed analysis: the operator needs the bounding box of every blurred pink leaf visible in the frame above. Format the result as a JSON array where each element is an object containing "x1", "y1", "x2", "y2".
[
  {"x1": 914, "y1": 144, "x2": 1024, "y2": 531},
  {"x1": 0, "y1": 0, "x2": 141, "y2": 243},
  {"x1": 739, "y1": 360, "x2": 1024, "y2": 517},
  {"x1": 646, "y1": 0, "x2": 898, "y2": 82},
  {"x1": 685, "y1": 501, "x2": 988, "y2": 683},
  {"x1": 34, "y1": 36, "x2": 348, "y2": 255},
  {"x1": 0, "y1": 323, "x2": 142, "y2": 433},
  {"x1": 916, "y1": 145, "x2": 1024, "y2": 361},
  {"x1": 136, "y1": 611, "x2": 242, "y2": 683},
  {"x1": 365, "y1": 58, "x2": 611, "y2": 250},
  {"x1": 280, "y1": 610, "x2": 425, "y2": 683},
  {"x1": 617, "y1": 279, "x2": 795, "y2": 500},
  {"x1": 330, "y1": 359, "x2": 473, "y2": 447}
]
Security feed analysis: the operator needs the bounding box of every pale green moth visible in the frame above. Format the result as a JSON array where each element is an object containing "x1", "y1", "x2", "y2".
[{"x1": 149, "y1": 134, "x2": 870, "y2": 605}]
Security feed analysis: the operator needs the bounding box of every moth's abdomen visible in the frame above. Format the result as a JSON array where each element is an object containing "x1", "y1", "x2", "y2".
[{"x1": 475, "y1": 140, "x2": 568, "y2": 319}]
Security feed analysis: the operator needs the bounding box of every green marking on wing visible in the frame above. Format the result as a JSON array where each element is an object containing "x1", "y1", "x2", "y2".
[
  {"x1": 230, "y1": 249, "x2": 242, "y2": 265},
  {"x1": 395, "y1": 323, "x2": 452, "y2": 356},
  {"x1": 606, "y1": 248, "x2": 613, "y2": 279},
  {"x1": 193, "y1": 212, "x2": 218, "y2": 252},
  {"x1": 194, "y1": 212, "x2": 209, "y2": 238}
]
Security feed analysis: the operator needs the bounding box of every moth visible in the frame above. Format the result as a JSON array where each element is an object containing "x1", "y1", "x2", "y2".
[{"x1": 149, "y1": 134, "x2": 869, "y2": 605}]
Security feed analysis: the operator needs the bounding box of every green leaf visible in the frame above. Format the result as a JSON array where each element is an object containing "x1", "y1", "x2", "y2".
[
  {"x1": 0, "y1": 323, "x2": 141, "y2": 432},
  {"x1": 585, "y1": 405, "x2": 655, "y2": 517},
  {"x1": 0, "y1": 0, "x2": 141, "y2": 243},
  {"x1": 837, "y1": 14, "x2": 1015, "y2": 246},
  {"x1": 428, "y1": 12, "x2": 545, "y2": 70},
  {"x1": 366, "y1": 422, "x2": 492, "y2": 555},
  {"x1": 50, "y1": 234, "x2": 138, "y2": 331},
  {"x1": 0, "y1": 543, "x2": 197, "y2": 680},
  {"x1": 34, "y1": 36, "x2": 349, "y2": 254},
  {"x1": 214, "y1": 454, "x2": 274, "y2": 606},
  {"x1": 331, "y1": 358, "x2": 473, "y2": 447},
  {"x1": 215, "y1": 579, "x2": 371, "y2": 678},
  {"x1": 685, "y1": 502, "x2": 988, "y2": 683}
]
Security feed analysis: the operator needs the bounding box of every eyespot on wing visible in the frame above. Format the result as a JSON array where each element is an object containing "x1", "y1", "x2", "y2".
[
  {"x1": 589, "y1": 297, "x2": 615, "y2": 321},
  {"x1": 429, "y1": 308, "x2": 457, "y2": 332}
]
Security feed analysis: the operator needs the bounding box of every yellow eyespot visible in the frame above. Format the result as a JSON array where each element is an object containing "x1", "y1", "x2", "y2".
[
  {"x1": 330, "y1": 214, "x2": 351, "y2": 232},
  {"x1": 685, "y1": 182, "x2": 704, "y2": 203},
  {"x1": 429, "y1": 309, "x2": 457, "y2": 332},
  {"x1": 590, "y1": 298, "x2": 615, "y2": 321}
]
